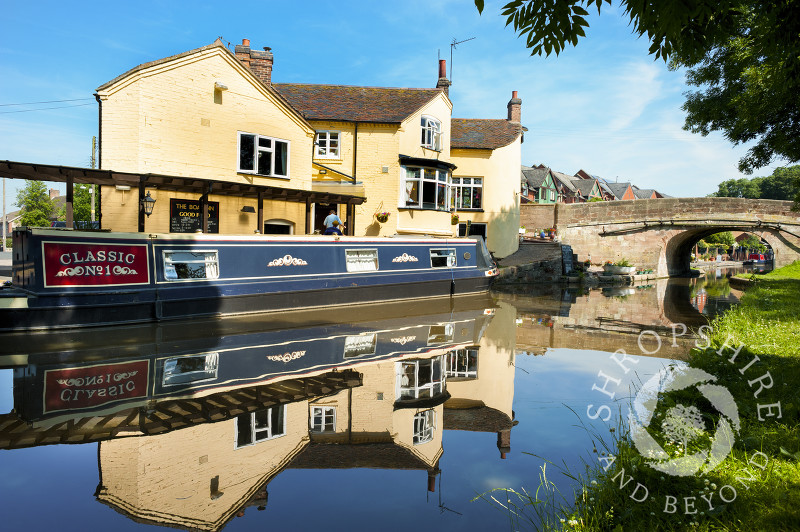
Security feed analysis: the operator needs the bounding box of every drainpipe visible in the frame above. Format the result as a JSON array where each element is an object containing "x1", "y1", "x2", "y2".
[{"x1": 93, "y1": 94, "x2": 102, "y2": 169}]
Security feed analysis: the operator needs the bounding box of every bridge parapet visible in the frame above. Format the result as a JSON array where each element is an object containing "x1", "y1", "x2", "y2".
[{"x1": 527, "y1": 198, "x2": 800, "y2": 277}]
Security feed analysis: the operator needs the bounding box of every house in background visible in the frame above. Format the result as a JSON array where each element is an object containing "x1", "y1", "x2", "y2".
[
  {"x1": 94, "y1": 39, "x2": 523, "y2": 257},
  {"x1": 521, "y1": 165, "x2": 558, "y2": 204},
  {"x1": 603, "y1": 181, "x2": 636, "y2": 200}
]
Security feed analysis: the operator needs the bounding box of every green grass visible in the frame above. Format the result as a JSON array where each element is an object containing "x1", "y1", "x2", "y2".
[{"x1": 486, "y1": 261, "x2": 800, "y2": 531}]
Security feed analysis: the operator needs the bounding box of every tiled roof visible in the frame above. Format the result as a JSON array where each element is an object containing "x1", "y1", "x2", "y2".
[
  {"x1": 451, "y1": 119, "x2": 524, "y2": 150},
  {"x1": 272, "y1": 83, "x2": 443, "y2": 123},
  {"x1": 551, "y1": 170, "x2": 578, "y2": 192},
  {"x1": 605, "y1": 182, "x2": 633, "y2": 199},
  {"x1": 571, "y1": 178, "x2": 598, "y2": 196},
  {"x1": 634, "y1": 188, "x2": 657, "y2": 199},
  {"x1": 521, "y1": 165, "x2": 550, "y2": 188}
]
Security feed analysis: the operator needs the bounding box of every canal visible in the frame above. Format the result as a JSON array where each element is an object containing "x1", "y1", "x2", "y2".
[{"x1": 0, "y1": 269, "x2": 749, "y2": 531}]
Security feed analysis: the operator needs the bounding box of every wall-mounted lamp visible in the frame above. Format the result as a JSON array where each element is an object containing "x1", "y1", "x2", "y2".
[
  {"x1": 241, "y1": 205, "x2": 256, "y2": 213},
  {"x1": 318, "y1": 169, "x2": 327, "y2": 175},
  {"x1": 140, "y1": 191, "x2": 156, "y2": 217},
  {"x1": 214, "y1": 82, "x2": 228, "y2": 91},
  {"x1": 115, "y1": 185, "x2": 131, "y2": 191}
]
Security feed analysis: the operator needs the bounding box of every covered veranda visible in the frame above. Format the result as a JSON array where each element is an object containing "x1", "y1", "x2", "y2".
[{"x1": 0, "y1": 160, "x2": 365, "y2": 235}]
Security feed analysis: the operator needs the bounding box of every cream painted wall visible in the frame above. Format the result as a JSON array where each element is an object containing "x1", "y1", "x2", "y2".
[
  {"x1": 97, "y1": 46, "x2": 314, "y2": 233},
  {"x1": 452, "y1": 139, "x2": 522, "y2": 258},
  {"x1": 97, "y1": 401, "x2": 309, "y2": 529}
]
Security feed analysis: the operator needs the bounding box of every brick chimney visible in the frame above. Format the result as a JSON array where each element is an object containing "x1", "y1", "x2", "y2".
[
  {"x1": 507, "y1": 90, "x2": 522, "y2": 123},
  {"x1": 436, "y1": 59, "x2": 451, "y2": 96},
  {"x1": 234, "y1": 38, "x2": 274, "y2": 85},
  {"x1": 49, "y1": 188, "x2": 60, "y2": 200}
]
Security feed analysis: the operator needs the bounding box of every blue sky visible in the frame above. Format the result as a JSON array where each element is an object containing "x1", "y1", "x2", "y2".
[{"x1": 0, "y1": 0, "x2": 777, "y2": 214}]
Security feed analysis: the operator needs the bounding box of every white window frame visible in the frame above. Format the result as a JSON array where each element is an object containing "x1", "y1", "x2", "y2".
[
  {"x1": 315, "y1": 131, "x2": 340, "y2": 159},
  {"x1": 397, "y1": 355, "x2": 445, "y2": 401},
  {"x1": 413, "y1": 409, "x2": 436, "y2": 445},
  {"x1": 445, "y1": 347, "x2": 478, "y2": 379},
  {"x1": 235, "y1": 406, "x2": 286, "y2": 448},
  {"x1": 430, "y1": 248, "x2": 456, "y2": 268},
  {"x1": 310, "y1": 405, "x2": 336, "y2": 432},
  {"x1": 452, "y1": 177, "x2": 483, "y2": 210},
  {"x1": 421, "y1": 116, "x2": 442, "y2": 151},
  {"x1": 237, "y1": 131, "x2": 290, "y2": 178},
  {"x1": 403, "y1": 167, "x2": 451, "y2": 211},
  {"x1": 163, "y1": 250, "x2": 219, "y2": 281}
]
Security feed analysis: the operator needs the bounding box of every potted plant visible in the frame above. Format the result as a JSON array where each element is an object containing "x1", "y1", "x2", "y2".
[
  {"x1": 375, "y1": 212, "x2": 390, "y2": 223},
  {"x1": 548, "y1": 227, "x2": 556, "y2": 239},
  {"x1": 603, "y1": 258, "x2": 636, "y2": 275},
  {"x1": 451, "y1": 213, "x2": 460, "y2": 225}
]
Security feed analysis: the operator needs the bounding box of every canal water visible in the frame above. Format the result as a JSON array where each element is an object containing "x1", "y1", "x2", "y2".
[{"x1": 0, "y1": 270, "x2": 747, "y2": 531}]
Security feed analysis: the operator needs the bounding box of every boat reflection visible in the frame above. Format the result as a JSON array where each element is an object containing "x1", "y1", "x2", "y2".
[{"x1": 0, "y1": 294, "x2": 520, "y2": 531}]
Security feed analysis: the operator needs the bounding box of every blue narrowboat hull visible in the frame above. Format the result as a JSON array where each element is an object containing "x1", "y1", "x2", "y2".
[{"x1": 1, "y1": 228, "x2": 497, "y2": 330}]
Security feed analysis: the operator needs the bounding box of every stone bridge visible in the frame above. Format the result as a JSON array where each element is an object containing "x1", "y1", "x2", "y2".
[{"x1": 520, "y1": 198, "x2": 800, "y2": 277}]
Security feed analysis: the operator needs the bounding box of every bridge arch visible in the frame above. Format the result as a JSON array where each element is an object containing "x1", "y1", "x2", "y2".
[{"x1": 529, "y1": 198, "x2": 800, "y2": 277}]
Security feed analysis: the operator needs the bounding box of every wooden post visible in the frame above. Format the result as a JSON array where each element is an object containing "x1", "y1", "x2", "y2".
[
  {"x1": 347, "y1": 202, "x2": 355, "y2": 236},
  {"x1": 65, "y1": 175, "x2": 74, "y2": 228},
  {"x1": 305, "y1": 198, "x2": 312, "y2": 234},
  {"x1": 257, "y1": 191, "x2": 264, "y2": 233},
  {"x1": 138, "y1": 179, "x2": 146, "y2": 232},
  {"x1": 201, "y1": 183, "x2": 212, "y2": 233}
]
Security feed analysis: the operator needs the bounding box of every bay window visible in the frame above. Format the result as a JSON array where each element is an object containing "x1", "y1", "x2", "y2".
[
  {"x1": 403, "y1": 167, "x2": 451, "y2": 211},
  {"x1": 238, "y1": 131, "x2": 289, "y2": 178}
]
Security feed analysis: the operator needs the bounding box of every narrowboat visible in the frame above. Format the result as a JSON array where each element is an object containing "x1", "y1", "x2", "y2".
[
  {"x1": 0, "y1": 295, "x2": 495, "y2": 425},
  {"x1": 0, "y1": 227, "x2": 497, "y2": 331}
]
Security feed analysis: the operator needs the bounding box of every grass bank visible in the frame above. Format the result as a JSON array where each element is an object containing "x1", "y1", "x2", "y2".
[{"x1": 491, "y1": 261, "x2": 800, "y2": 531}]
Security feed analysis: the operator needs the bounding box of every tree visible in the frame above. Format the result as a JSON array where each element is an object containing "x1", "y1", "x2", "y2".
[
  {"x1": 710, "y1": 178, "x2": 760, "y2": 199},
  {"x1": 739, "y1": 233, "x2": 766, "y2": 252},
  {"x1": 710, "y1": 165, "x2": 800, "y2": 202},
  {"x1": 704, "y1": 231, "x2": 735, "y2": 248},
  {"x1": 475, "y1": 1, "x2": 800, "y2": 173},
  {"x1": 15, "y1": 181, "x2": 54, "y2": 228},
  {"x1": 72, "y1": 185, "x2": 99, "y2": 222}
]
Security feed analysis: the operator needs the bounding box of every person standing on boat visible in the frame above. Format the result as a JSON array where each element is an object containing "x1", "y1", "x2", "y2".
[
  {"x1": 323, "y1": 209, "x2": 341, "y2": 230},
  {"x1": 323, "y1": 220, "x2": 343, "y2": 236}
]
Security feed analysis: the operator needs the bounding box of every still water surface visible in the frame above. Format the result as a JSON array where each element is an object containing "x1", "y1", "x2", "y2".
[{"x1": 0, "y1": 272, "x2": 744, "y2": 531}]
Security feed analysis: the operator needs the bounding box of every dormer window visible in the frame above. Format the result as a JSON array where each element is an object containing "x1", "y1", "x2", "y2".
[
  {"x1": 315, "y1": 131, "x2": 340, "y2": 159},
  {"x1": 421, "y1": 116, "x2": 442, "y2": 151}
]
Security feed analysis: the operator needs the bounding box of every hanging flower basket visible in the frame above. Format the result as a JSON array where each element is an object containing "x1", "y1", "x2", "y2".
[
  {"x1": 451, "y1": 214, "x2": 460, "y2": 225},
  {"x1": 375, "y1": 212, "x2": 390, "y2": 223}
]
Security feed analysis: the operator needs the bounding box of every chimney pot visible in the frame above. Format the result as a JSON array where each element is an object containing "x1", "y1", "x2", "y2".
[
  {"x1": 436, "y1": 59, "x2": 451, "y2": 96},
  {"x1": 242, "y1": 39, "x2": 250, "y2": 47},
  {"x1": 507, "y1": 90, "x2": 522, "y2": 123}
]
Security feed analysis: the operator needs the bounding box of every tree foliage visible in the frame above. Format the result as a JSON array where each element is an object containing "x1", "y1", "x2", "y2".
[
  {"x1": 15, "y1": 181, "x2": 54, "y2": 227},
  {"x1": 704, "y1": 231, "x2": 735, "y2": 248},
  {"x1": 711, "y1": 165, "x2": 800, "y2": 202},
  {"x1": 739, "y1": 233, "x2": 766, "y2": 252},
  {"x1": 72, "y1": 185, "x2": 99, "y2": 222},
  {"x1": 475, "y1": 0, "x2": 800, "y2": 173}
]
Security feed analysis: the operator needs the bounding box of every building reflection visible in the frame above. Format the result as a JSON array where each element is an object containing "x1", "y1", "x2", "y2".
[{"x1": 0, "y1": 294, "x2": 518, "y2": 531}]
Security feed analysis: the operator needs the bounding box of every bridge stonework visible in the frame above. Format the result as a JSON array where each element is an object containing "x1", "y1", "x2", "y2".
[{"x1": 520, "y1": 198, "x2": 800, "y2": 277}]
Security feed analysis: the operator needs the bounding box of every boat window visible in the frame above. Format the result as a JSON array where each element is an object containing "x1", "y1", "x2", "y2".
[
  {"x1": 163, "y1": 250, "x2": 219, "y2": 280},
  {"x1": 162, "y1": 352, "x2": 219, "y2": 386},
  {"x1": 345, "y1": 249, "x2": 378, "y2": 272},
  {"x1": 344, "y1": 333, "x2": 377, "y2": 358},
  {"x1": 428, "y1": 323, "x2": 454, "y2": 344},
  {"x1": 430, "y1": 248, "x2": 456, "y2": 268}
]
